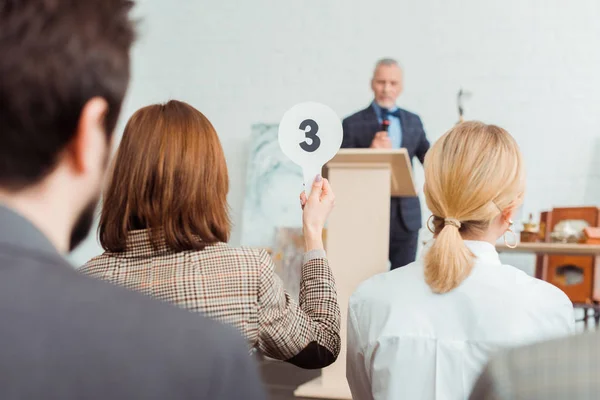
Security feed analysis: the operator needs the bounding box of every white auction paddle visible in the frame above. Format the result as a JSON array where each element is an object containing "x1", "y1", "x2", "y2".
[{"x1": 278, "y1": 102, "x2": 343, "y2": 194}]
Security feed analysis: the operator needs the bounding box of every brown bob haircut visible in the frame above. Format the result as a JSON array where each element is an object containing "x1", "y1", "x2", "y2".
[{"x1": 99, "y1": 100, "x2": 231, "y2": 252}]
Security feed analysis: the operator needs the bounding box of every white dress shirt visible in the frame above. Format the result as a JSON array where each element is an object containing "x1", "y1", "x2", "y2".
[{"x1": 347, "y1": 240, "x2": 575, "y2": 400}]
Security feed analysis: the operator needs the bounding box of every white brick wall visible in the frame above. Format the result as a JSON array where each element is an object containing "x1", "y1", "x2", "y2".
[{"x1": 69, "y1": 0, "x2": 600, "y2": 267}]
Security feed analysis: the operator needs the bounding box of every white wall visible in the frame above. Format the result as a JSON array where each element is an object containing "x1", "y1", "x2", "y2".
[{"x1": 70, "y1": 0, "x2": 600, "y2": 267}]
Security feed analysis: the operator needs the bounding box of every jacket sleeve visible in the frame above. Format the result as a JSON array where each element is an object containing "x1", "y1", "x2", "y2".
[
  {"x1": 256, "y1": 249, "x2": 340, "y2": 369},
  {"x1": 341, "y1": 118, "x2": 357, "y2": 148}
]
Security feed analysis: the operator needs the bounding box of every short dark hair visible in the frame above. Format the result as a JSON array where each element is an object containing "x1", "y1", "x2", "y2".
[
  {"x1": 99, "y1": 100, "x2": 231, "y2": 253},
  {"x1": 0, "y1": 0, "x2": 136, "y2": 190}
]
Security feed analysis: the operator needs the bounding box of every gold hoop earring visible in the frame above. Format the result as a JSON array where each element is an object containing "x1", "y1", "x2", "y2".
[
  {"x1": 504, "y1": 228, "x2": 518, "y2": 249},
  {"x1": 426, "y1": 215, "x2": 435, "y2": 234}
]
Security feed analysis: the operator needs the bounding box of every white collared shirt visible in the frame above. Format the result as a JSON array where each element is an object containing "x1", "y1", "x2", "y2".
[{"x1": 347, "y1": 240, "x2": 575, "y2": 400}]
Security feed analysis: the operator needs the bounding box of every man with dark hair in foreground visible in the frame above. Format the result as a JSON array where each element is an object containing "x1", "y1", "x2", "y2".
[{"x1": 0, "y1": 1, "x2": 265, "y2": 398}]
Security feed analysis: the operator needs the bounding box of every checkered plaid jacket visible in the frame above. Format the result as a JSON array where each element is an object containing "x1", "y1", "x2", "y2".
[{"x1": 79, "y1": 229, "x2": 340, "y2": 368}]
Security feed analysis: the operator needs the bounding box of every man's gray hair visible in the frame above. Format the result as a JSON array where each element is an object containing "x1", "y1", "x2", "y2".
[
  {"x1": 375, "y1": 58, "x2": 400, "y2": 69},
  {"x1": 373, "y1": 58, "x2": 402, "y2": 78}
]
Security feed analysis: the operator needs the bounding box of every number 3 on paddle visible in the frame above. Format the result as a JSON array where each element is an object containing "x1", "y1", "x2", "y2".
[
  {"x1": 278, "y1": 102, "x2": 343, "y2": 193},
  {"x1": 298, "y1": 119, "x2": 321, "y2": 152}
]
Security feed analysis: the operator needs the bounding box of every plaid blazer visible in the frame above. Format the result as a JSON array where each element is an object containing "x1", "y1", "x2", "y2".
[
  {"x1": 470, "y1": 331, "x2": 600, "y2": 400},
  {"x1": 79, "y1": 229, "x2": 340, "y2": 369}
]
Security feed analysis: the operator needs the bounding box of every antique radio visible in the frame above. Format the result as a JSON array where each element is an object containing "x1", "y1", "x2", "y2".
[{"x1": 535, "y1": 207, "x2": 600, "y2": 304}]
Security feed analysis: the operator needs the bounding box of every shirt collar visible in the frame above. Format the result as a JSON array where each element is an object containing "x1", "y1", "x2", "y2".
[
  {"x1": 463, "y1": 240, "x2": 501, "y2": 265},
  {"x1": 106, "y1": 229, "x2": 172, "y2": 258},
  {"x1": 421, "y1": 239, "x2": 501, "y2": 266},
  {"x1": 105, "y1": 229, "x2": 212, "y2": 258},
  {"x1": 371, "y1": 101, "x2": 399, "y2": 119}
]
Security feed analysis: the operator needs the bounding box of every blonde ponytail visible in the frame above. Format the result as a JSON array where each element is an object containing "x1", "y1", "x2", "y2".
[
  {"x1": 424, "y1": 219, "x2": 473, "y2": 294},
  {"x1": 423, "y1": 121, "x2": 525, "y2": 294}
]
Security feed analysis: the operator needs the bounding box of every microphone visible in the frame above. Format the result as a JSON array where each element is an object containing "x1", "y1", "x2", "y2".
[{"x1": 381, "y1": 118, "x2": 390, "y2": 132}]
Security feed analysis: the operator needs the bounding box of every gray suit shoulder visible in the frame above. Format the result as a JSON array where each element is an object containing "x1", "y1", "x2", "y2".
[
  {"x1": 471, "y1": 331, "x2": 600, "y2": 400},
  {"x1": 0, "y1": 251, "x2": 266, "y2": 400},
  {"x1": 75, "y1": 272, "x2": 267, "y2": 399}
]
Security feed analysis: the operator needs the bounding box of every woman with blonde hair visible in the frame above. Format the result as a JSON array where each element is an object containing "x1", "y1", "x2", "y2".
[
  {"x1": 80, "y1": 100, "x2": 340, "y2": 369},
  {"x1": 346, "y1": 121, "x2": 574, "y2": 400}
]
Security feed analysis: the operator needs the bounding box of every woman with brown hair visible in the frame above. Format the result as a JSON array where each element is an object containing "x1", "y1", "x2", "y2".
[{"x1": 80, "y1": 100, "x2": 340, "y2": 369}]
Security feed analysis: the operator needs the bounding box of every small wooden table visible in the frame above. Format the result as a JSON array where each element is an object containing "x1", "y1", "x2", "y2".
[
  {"x1": 495, "y1": 242, "x2": 600, "y2": 256},
  {"x1": 496, "y1": 242, "x2": 600, "y2": 328}
]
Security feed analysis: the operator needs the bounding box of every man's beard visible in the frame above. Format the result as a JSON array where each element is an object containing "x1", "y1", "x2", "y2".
[
  {"x1": 69, "y1": 195, "x2": 100, "y2": 252},
  {"x1": 69, "y1": 139, "x2": 110, "y2": 252}
]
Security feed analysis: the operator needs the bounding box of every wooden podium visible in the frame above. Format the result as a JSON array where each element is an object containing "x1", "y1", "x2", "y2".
[{"x1": 294, "y1": 149, "x2": 417, "y2": 399}]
